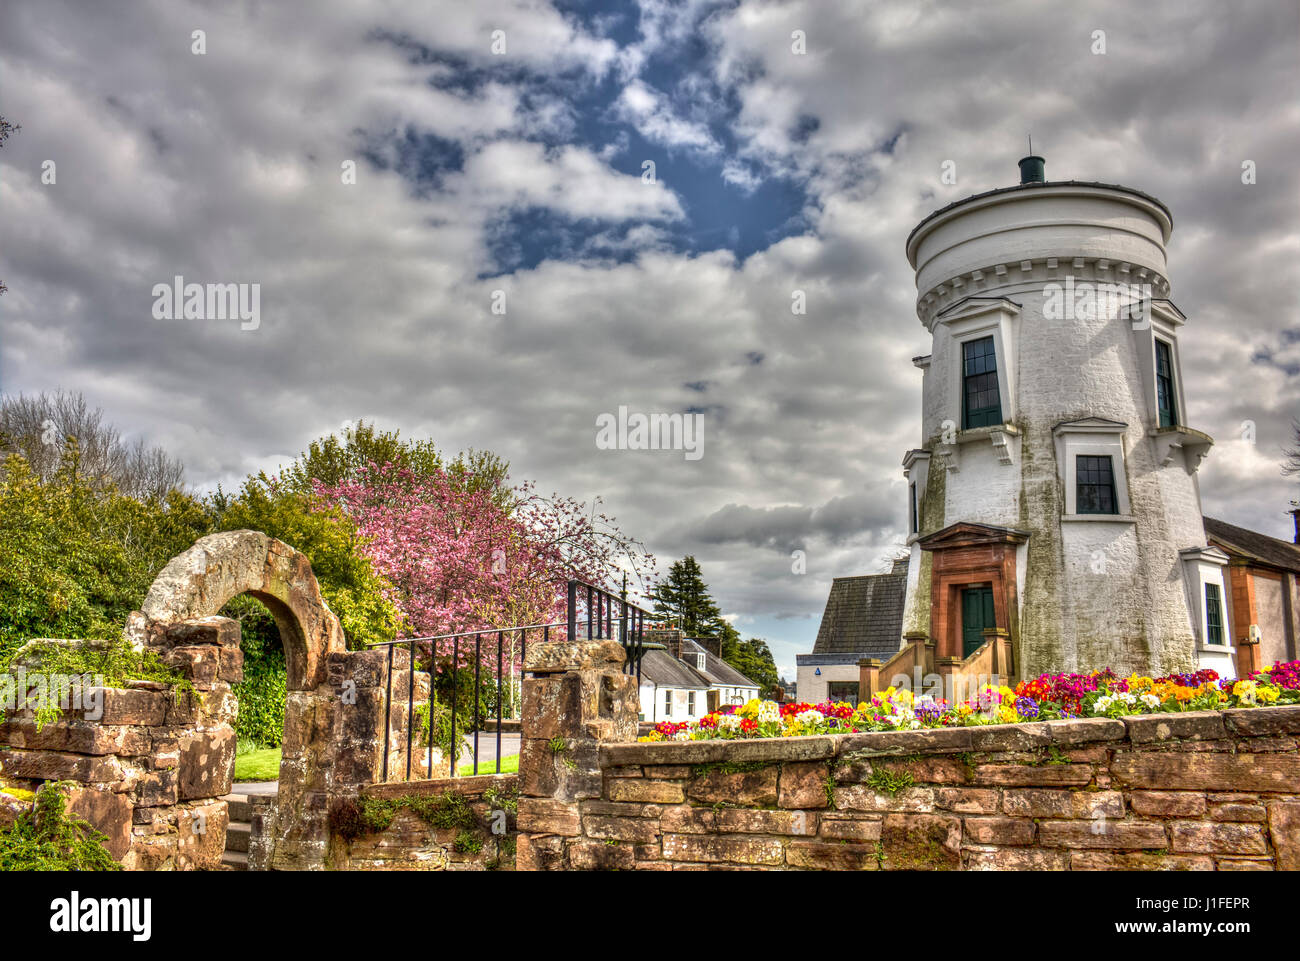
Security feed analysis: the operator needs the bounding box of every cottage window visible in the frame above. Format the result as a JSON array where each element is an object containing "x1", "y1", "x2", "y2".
[
  {"x1": 663, "y1": 690, "x2": 672, "y2": 717},
  {"x1": 962, "y1": 336, "x2": 1002, "y2": 428},
  {"x1": 1076, "y1": 455, "x2": 1118, "y2": 515},
  {"x1": 687, "y1": 691, "x2": 696, "y2": 715}
]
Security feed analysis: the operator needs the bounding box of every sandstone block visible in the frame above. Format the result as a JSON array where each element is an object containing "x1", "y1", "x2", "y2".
[
  {"x1": 964, "y1": 816, "x2": 1035, "y2": 846},
  {"x1": 1038, "y1": 820, "x2": 1166, "y2": 850}
]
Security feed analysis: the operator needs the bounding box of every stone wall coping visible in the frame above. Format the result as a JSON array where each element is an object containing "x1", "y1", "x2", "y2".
[
  {"x1": 596, "y1": 709, "x2": 1300, "y2": 769},
  {"x1": 361, "y1": 773, "x2": 518, "y2": 800},
  {"x1": 601, "y1": 735, "x2": 838, "y2": 767}
]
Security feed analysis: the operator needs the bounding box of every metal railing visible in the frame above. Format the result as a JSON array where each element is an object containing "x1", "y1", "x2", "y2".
[{"x1": 369, "y1": 579, "x2": 657, "y2": 782}]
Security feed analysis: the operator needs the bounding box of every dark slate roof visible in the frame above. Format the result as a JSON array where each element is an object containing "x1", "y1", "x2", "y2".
[
  {"x1": 636, "y1": 649, "x2": 710, "y2": 689},
  {"x1": 1203, "y1": 516, "x2": 1300, "y2": 574},
  {"x1": 680, "y1": 638, "x2": 760, "y2": 690},
  {"x1": 810, "y1": 558, "x2": 908, "y2": 658}
]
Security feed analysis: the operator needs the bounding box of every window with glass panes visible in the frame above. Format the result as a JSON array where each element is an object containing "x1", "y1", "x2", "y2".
[
  {"x1": 1156, "y1": 340, "x2": 1178, "y2": 427},
  {"x1": 1205, "y1": 583, "x2": 1224, "y2": 645},
  {"x1": 1076, "y1": 455, "x2": 1118, "y2": 514},
  {"x1": 962, "y1": 336, "x2": 1002, "y2": 428}
]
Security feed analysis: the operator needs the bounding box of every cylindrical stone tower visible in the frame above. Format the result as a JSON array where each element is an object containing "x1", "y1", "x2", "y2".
[{"x1": 897, "y1": 158, "x2": 1233, "y2": 679}]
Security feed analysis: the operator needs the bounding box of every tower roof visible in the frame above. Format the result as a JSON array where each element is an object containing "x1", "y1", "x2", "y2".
[{"x1": 906, "y1": 179, "x2": 1174, "y2": 263}]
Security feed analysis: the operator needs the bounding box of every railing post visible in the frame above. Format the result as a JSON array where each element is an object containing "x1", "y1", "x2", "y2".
[
  {"x1": 567, "y1": 581, "x2": 577, "y2": 642},
  {"x1": 381, "y1": 644, "x2": 394, "y2": 782}
]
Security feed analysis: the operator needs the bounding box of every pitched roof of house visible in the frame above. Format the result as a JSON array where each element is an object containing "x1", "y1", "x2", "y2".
[
  {"x1": 1203, "y1": 516, "x2": 1300, "y2": 574},
  {"x1": 810, "y1": 557, "x2": 908, "y2": 657},
  {"x1": 636, "y1": 649, "x2": 710, "y2": 689},
  {"x1": 680, "y1": 638, "x2": 760, "y2": 689}
]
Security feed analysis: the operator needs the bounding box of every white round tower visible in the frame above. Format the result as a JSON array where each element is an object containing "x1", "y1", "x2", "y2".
[{"x1": 897, "y1": 157, "x2": 1233, "y2": 679}]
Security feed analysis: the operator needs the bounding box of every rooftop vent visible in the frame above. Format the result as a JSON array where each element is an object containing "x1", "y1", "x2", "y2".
[{"x1": 1018, "y1": 154, "x2": 1045, "y2": 184}]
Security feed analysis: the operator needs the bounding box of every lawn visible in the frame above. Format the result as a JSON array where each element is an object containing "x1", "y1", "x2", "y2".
[
  {"x1": 457, "y1": 753, "x2": 519, "y2": 776},
  {"x1": 231, "y1": 744, "x2": 518, "y2": 780},
  {"x1": 233, "y1": 746, "x2": 282, "y2": 782}
]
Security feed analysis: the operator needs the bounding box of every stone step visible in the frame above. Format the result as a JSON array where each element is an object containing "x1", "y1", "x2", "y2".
[
  {"x1": 225, "y1": 821, "x2": 251, "y2": 853},
  {"x1": 220, "y1": 850, "x2": 248, "y2": 871},
  {"x1": 221, "y1": 793, "x2": 252, "y2": 822}
]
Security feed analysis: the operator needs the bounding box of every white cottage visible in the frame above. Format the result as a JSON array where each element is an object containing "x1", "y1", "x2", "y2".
[{"x1": 637, "y1": 631, "x2": 762, "y2": 723}]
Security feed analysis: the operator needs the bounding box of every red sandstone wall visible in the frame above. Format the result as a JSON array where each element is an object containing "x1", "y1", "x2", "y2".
[{"x1": 519, "y1": 706, "x2": 1300, "y2": 870}]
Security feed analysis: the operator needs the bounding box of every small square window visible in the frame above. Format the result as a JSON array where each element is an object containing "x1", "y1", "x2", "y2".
[{"x1": 1076, "y1": 455, "x2": 1118, "y2": 515}]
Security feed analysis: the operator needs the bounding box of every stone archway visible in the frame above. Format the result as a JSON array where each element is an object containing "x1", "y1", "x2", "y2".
[
  {"x1": 127, "y1": 529, "x2": 375, "y2": 870},
  {"x1": 132, "y1": 529, "x2": 346, "y2": 691}
]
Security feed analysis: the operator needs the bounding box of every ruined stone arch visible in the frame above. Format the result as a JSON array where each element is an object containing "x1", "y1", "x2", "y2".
[
  {"x1": 126, "y1": 529, "x2": 367, "y2": 869},
  {"x1": 130, "y1": 529, "x2": 346, "y2": 690}
]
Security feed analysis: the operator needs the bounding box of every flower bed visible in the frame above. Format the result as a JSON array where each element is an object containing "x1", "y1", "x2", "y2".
[{"x1": 637, "y1": 660, "x2": 1300, "y2": 742}]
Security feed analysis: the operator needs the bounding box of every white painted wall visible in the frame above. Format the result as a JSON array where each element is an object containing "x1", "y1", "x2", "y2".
[{"x1": 904, "y1": 181, "x2": 1214, "y2": 677}]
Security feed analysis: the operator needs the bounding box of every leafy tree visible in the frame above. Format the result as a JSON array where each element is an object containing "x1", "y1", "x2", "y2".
[
  {"x1": 721, "y1": 637, "x2": 780, "y2": 697},
  {"x1": 314, "y1": 466, "x2": 652, "y2": 647},
  {"x1": 649, "y1": 556, "x2": 778, "y2": 694},
  {"x1": 0, "y1": 448, "x2": 209, "y2": 665},
  {"x1": 648, "y1": 556, "x2": 723, "y2": 637},
  {"x1": 277, "y1": 420, "x2": 511, "y2": 508}
]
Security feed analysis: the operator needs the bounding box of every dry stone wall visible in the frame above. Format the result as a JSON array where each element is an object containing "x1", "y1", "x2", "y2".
[
  {"x1": 0, "y1": 617, "x2": 242, "y2": 870},
  {"x1": 324, "y1": 773, "x2": 518, "y2": 870},
  {"x1": 515, "y1": 640, "x2": 1300, "y2": 870}
]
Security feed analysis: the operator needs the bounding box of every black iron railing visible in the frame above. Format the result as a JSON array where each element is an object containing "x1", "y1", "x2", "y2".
[
  {"x1": 566, "y1": 579, "x2": 655, "y2": 681},
  {"x1": 369, "y1": 579, "x2": 657, "y2": 782}
]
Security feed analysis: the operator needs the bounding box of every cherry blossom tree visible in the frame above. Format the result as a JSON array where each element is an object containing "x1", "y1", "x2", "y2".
[{"x1": 313, "y1": 465, "x2": 653, "y2": 673}]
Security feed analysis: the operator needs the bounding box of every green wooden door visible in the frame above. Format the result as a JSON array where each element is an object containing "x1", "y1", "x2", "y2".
[{"x1": 961, "y1": 585, "x2": 996, "y2": 658}]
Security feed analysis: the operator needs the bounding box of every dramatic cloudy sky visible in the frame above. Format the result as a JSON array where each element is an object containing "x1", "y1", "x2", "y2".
[{"x1": 2, "y1": 0, "x2": 1297, "y2": 679}]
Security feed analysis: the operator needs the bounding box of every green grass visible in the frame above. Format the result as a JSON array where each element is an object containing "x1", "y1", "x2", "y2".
[
  {"x1": 231, "y1": 744, "x2": 517, "y2": 780},
  {"x1": 457, "y1": 753, "x2": 519, "y2": 776},
  {"x1": 234, "y1": 746, "x2": 282, "y2": 782}
]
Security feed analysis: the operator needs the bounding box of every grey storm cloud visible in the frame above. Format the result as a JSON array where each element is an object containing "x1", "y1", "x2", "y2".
[{"x1": 1, "y1": 0, "x2": 1296, "y2": 679}]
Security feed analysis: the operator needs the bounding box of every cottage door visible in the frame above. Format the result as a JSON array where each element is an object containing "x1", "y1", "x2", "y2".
[{"x1": 960, "y1": 585, "x2": 996, "y2": 658}]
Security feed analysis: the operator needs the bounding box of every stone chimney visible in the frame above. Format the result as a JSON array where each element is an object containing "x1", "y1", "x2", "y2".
[{"x1": 646, "y1": 628, "x2": 684, "y2": 661}]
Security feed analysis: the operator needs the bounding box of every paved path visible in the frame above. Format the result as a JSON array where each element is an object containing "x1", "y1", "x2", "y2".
[{"x1": 456, "y1": 731, "x2": 520, "y2": 772}]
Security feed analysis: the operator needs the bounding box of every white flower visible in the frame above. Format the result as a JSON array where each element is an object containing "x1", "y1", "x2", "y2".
[
  {"x1": 1140, "y1": 694, "x2": 1161, "y2": 710},
  {"x1": 1095, "y1": 696, "x2": 1114, "y2": 712},
  {"x1": 795, "y1": 709, "x2": 823, "y2": 726},
  {"x1": 757, "y1": 703, "x2": 780, "y2": 724},
  {"x1": 718, "y1": 713, "x2": 742, "y2": 731}
]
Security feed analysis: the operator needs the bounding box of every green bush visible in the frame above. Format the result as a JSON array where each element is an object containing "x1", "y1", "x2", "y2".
[
  {"x1": 224, "y1": 596, "x2": 286, "y2": 747},
  {"x1": 0, "y1": 782, "x2": 120, "y2": 871}
]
